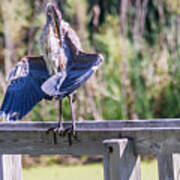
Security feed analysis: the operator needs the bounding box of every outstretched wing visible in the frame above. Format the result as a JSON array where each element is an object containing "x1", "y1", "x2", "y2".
[
  {"x1": 0, "y1": 56, "x2": 50, "y2": 121},
  {"x1": 41, "y1": 31, "x2": 103, "y2": 98},
  {"x1": 59, "y1": 33, "x2": 103, "y2": 97}
]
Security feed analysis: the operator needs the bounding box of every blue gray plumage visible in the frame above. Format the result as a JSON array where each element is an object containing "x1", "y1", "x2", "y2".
[
  {"x1": 0, "y1": 3, "x2": 103, "y2": 121},
  {"x1": 41, "y1": 33, "x2": 103, "y2": 98},
  {"x1": 0, "y1": 56, "x2": 51, "y2": 120}
]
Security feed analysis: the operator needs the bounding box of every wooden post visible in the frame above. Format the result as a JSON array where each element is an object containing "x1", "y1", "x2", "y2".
[
  {"x1": 0, "y1": 155, "x2": 22, "y2": 180},
  {"x1": 0, "y1": 120, "x2": 22, "y2": 180},
  {"x1": 0, "y1": 156, "x2": 3, "y2": 180},
  {"x1": 103, "y1": 139, "x2": 141, "y2": 180},
  {"x1": 173, "y1": 154, "x2": 180, "y2": 180},
  {"x1": 2, "y1": 155, "x2": 22, "y2": 180},
  {"x1": 157, "y1": 154, "x2": 180, "y2": 180}
]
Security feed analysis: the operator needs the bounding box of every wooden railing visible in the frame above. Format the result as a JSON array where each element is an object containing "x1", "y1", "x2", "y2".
[{"x1": 0, "y1": 119, "x2": 180, "y2": 180}]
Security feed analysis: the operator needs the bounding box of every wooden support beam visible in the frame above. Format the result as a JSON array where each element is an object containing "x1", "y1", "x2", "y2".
[
  {"x1": 157, "y1": 154, "x2": 180, "y2": 180},
  {"x1": 0, "y1": 119, "x2": 22, "y2": 180},
  {"x1": 103, "y1": 139, "x2": 141, "y2": 180},
  {"x1": 0, "y1": 120, "x2": 180, "y2": 155},
  {"x1": 0, "y1": 156, "x2": 3, "y2": 180},
  {"x1": 158, "y1": 155, "x2": 174, "y2": 180},
  {"x1": 0, "y1": 155, "x2": 22, "y2": 180},
  {"x1": 173, "y1": 154, "x2": 180, "y2": 180}
]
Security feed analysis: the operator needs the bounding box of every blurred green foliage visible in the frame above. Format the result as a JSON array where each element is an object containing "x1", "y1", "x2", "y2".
[{"x1": 1, "y1": 0, "x2": 180, "y2": 121}]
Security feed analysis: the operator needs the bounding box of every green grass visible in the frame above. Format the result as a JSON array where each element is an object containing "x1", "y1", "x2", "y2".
[
  {"x1": 23, "y1": 160, "x2": 158, "y2": 180},
  {"x1": 23, "y1": 164, "x2": 103, "y2": 180},
  {"x1": 141, "y1": 160, "x2": 158, "y2": 180}
]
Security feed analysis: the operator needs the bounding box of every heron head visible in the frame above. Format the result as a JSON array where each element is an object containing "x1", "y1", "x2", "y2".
[
  {"x1": 45, "y1": 3, "x2": 63, "y2": 45},
  {"x1": 39, "y1": 3, "x2": 68, "y2": 74}
]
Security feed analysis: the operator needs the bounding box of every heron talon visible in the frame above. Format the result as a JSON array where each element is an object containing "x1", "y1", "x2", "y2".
[
  {"x1": 63, "y1": 126, "x2": 76, "y2": 136},
  {"x1": 47, "y1": 126, "x2": 76, "y2": 145},
  {"x1": 47, "y1": 126, "x2": 65, "y2": 144},
  {"x1": 46, "y1": 127, "x2": 56, "y2": 135},
  {"x1": 62, "y1": 126, "x2": 77, "y2": 146}
]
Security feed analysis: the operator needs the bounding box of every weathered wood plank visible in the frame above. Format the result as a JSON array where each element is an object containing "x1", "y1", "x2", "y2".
[
  {"x1": 0, "y1": 120, "x2": 180, "y2": 155},
  {"x1": 0, "y1": 119, "x2": 22, "y2": 180},
  {"x1": 0, "y1": 156, "x2": 3, "y2": 180},
  {"x1": 157, "y1": 154, "x2": 180, "y2": 180},
  {"x1": 0, "y1": 155, "x2": 23, "y2": 180},
  {"x1": 158, "y1": 154, "x2": 174, "y2": 180},
  {"x1": 1, "y1": 119, "x2": 180, "y2": 131},
  {"x1": 173, "y1": 154, "x2": 180, "y2": 180},
  {"x1": 103, "y1": 139, "x2": 141, "y2": 180},
  {"x1": 2, "y1": 155, "x2": 22, "y2": 180}
]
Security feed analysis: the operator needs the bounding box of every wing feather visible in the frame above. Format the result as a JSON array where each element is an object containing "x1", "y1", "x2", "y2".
[
  {"x1": 0, "y1": 56, "x2": 50, "y2": 120},
  {"x1": 58, "y1": 34, "x2": 103, "y2": 98},
  {"x1": 41, "y1": 31, "x2": 103, "y2": 98}
]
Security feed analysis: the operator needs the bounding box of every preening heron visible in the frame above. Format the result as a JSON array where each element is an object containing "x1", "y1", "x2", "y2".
[{"x1": 0, "y1": 3, "x2": 103, "y2": 144}]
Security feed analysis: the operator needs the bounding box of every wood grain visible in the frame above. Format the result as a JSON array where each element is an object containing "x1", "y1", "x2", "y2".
[
  {"x1": 2, "y1": 155, "x2": 22, "y2": 180},
  {"x1": 0, "y1": 156, "x2": 3, "y2": 180},
  {"x1": 158, "y1": 154, "x2": 180, "y2": 180},
  {"x1": 103, "y1": 139, "x2": 140, "y2": 180},
  {"x1": 0, "y1": 119, "x2": 22, "y2": 180},
  {"x1": 0, "y1": 120, "x2": 180, "y2": 155}
]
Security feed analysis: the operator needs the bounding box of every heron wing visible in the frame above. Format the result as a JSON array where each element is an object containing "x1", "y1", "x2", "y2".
[
  {"x1": 0, "y1": 56, "x2": 50, "y2": 120},
  {"x1": 59, "y1": 53, "x2": 102, "y2": 97},
  {"x1": 54, "y1": 33, "x2": 103, "y2": 98},
  {"x1": 41, "y1": 30, "x2": 103, "y2": 98}
]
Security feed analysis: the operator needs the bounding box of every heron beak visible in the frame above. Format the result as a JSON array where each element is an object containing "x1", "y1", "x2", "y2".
[
  {"x1": 46, "y1": 3, "x2": 63, "y2": 46},
  {"x1": 54, "y1": 14, "x2": 63, "y2": 46}
]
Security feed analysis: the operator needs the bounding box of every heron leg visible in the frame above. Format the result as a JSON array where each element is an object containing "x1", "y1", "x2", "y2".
[
  {"x1": 68, "y1": 95, "x2": 76, "y2": 135},
  {"x1": 47, "y1": 96, "x2": 77, "y2": 146},
  {"x1": 62, "y1": 95, "x2": 76, "y2": 146},
  {"x1": 47, "y1": 99, "x2": 64, "y2": 144},
  {"x1": 58, "y1": 100, "x2": 64, "y2": 135}
]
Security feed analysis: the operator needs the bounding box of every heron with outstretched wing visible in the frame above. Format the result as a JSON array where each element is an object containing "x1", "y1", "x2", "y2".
[{"x1": 0, "y1": 3, "x2": 103, "y2": 144}]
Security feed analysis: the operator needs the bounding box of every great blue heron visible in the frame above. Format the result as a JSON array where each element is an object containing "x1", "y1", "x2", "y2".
[{"x1": 0, "y1": 3, "x2": 103, "y2": 144}]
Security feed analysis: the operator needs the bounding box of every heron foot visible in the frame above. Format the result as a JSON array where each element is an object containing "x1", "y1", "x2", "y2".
[
  {"x1": 47, "y1": 125, "x2": 77, "y2": 146},
  {"x1": 62, "y1": 125, "x2": 77, "y2": 146}
]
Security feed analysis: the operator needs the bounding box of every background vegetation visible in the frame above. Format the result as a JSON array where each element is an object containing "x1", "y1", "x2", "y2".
[
  {"x1": 1, "y1": 0, "x2": 180, "y2": 121},
  {"x1": 0, "y1": 0, "x2": 178, "y2": 178}
]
